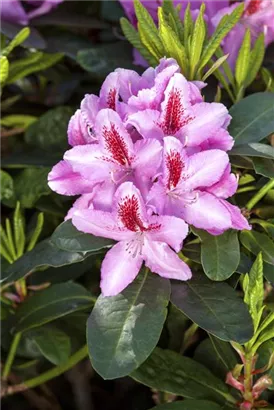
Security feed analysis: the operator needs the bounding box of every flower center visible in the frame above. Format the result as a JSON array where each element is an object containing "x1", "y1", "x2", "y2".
[
  {"x1": 103, "y1": 123, "x2": 131, "y2": 166},
  {"x1": 118, "y1": 195, "x2": 146, "y2": 231},
  {"x1": 244, "y1": 0, "x2": 262, "y2": 16}
]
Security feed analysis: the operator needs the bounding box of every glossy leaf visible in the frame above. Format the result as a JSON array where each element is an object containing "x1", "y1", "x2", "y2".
[
  {"x1": 51, "y1": 220, "x2": 114, "y2": 253},
  {"x1": 193, "y1": 229, "x2": 240, "y2": 281},
  {"x1": 30, "y1": 326, "x2": 71, "y2": 365},
  {"x1": 253, "y1": 157, "x2": 274, "y2": 179},
  {"x1": 25, "y1": 106, "x2": 73, "y2": 150},
  {"x1": 240, "y1": 231, "x2": 274, "y2": 265},
  {"x1": 87, "y1": 269, "x2": 170, "y2": 379},
  {"x1": 13, "y1": 282, "x2": 94, "y2": 332},
  {"x1": 2, "y1": 239, "x2": 93, "y2": 283},
  {"x1": 229, "y1": 143, "x2": 274, "y2": 159},
  {"x1": 229, "y1": 93, "x2": 274, "y2": 146},
  {"x1": 131, "y1": 347, "x2": 231, "y2": 404},
  {"x1": 171, "y1": 274, "x2": 253, "y2": 343},
  {"x1": 150, "y1": 400, "x2": 222, "y2": 410}
]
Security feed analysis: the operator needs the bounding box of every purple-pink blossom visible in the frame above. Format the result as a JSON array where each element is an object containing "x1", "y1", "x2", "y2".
[
  {"x1": 119, "y1": 0, "x2": 274, "y2": 70},
  {"x1": 0, "y1": 0, "x2": 63, "y2": 25},
  {"x1": 48, "y1": 58, "x2": 250, "y2": 297}
]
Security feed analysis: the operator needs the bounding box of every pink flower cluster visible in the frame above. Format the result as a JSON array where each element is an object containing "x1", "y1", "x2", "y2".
[
  {"x1": 120, "y1": 0, "x2": 274, "y2": 69},
  {"x1": 48, "y1": 58, "x2": 250, "y2": 297},
  {"x1": 0, "y1": 0, "x2": 63, "y2": 25}
]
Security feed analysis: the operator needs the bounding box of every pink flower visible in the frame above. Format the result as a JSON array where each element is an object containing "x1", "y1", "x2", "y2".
[
  {"x1": 127, "y1": 72, "x2": 233, "y2": 152},
  {"x1": 147, "y1": 137, "x2": 250, "y2": 235},
  {"x1": 1, "y1": 0, "x2": 63, "y2": 25},
  {"x1": 72, "y1": 181, "x2": 191, "y2": 296}
]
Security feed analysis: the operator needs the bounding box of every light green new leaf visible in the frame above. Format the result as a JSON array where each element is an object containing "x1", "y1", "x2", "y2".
[
  {"x1": 1, "y1": 115, "x2": 37, "y2": 130},
  {"x1": 0, "y1": 56, "x2": 9, "y2": 85},
  {"x1": 245, "y1": 33, "x2": 265, "y2": 87},
  {"x1": 0, "y1": 170, "x2": 14, "y2": 202},
  {"x1": 199, "y1": 3, "x2": 244, "y2": 69},
  {"x1": 240, "y1": 230, "x2": 274, "y2": 265},
  {"x1": 243, "y1": 253, "x2": 264, "y2": 331},
  {"x1": 120, "y1": 17, "x2": 157, "y2": 66},
  {"x1": 13, "y1": 202, "x2": 25, "y2": 258},
  {"x1": 162, "y1": 0, "x2": 184, "y2": 43},
  {"x1": 235, "y1": 28, "x2": 251, "y2": 87},
  {"x1": 183, "y1": 3, "x2": 193, "y2": 52},
  {"x1": 2, "y1": 27, "x2": 30, "y2": 56},
  {"x1": 189, "y1": 4, "x2": 206, "y2": 79},
  {"x1": 134, "y1": 0, "x2": 164, "y2": 59},
  {"x1": 202, "y1": 54, "x2": 229, "y2": 81}
]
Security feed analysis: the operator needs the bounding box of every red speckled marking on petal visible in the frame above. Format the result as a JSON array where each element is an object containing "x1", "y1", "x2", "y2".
[
  {"x1": 160, "y1": 89, "x2": 193, "y2": 135},
  {"x1": 107, "y1": 89, "x2": 117, "y2": 111},
  {"x1": 244, "y1": 0, "x2": 262, "y2": 16},
  {"x1": 118, "y1": 195, "x2": 146, "y2": 231},
  {"x1": 166, "y1": 150, "x2": 184, "y2": 189},
  {"x1": 103, "y1": 123, "x2": 131, "y2": 166}
]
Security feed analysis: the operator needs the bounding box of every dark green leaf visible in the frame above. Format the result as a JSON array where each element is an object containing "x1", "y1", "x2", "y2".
[
  {"x1": 264, "y1": 262, "x2": 274, "y2": 283},
  {"x1": 25, "y1": 106, "x2": 73, "y2": 151},
  {"x1": 29, "y1": 326, "x2": 71, "y2": 365},
  {"x1": 2, "y1": 239, "x2": 93, "y2": 283},
  {"x1": 193, "y1": 229, "x2": 240, "y2": 281},
  {"x1": 240, "y1": 231, "x2": 274, "y2": 265},
  {"x1": 1, "y1": 21, "x2": 46, "y2": 49},
  {"x1": 183, "y1": 242, "x2": 201, "y2": 264},
  {"x1": 32, "y1": 10, "x2": 109, "y2": 28},
  {"x1": 45, "y1": 30, "x2": 93, "y2": 60},
  {"x1": 229, "y1": 93, "x2": 274, "y2": 146},
  {"x1": 131, "y1": 348, "x2": 231, "y2": 404},
  {"x1": 171, "y1": 274, "x2": 253, "y2": 343},
  {"x1": 253, "y1": 157, "x2": 274, "y2": 179},
  {"x1": 229, "y1": 143, "x2": 274, "y2": 159},
  {"x1": 51, "y1": 220, "x2": 114, "y2": 252},
  {"x1": 257, "y1": 340, "x2": 274, "y2": 390},
  {"x1": 87, "y1": 269, "x2": 170, "y2": 379},
  {"x1": 13, "y1": 282, "x2": 94, "y2": 332},
  {"x1": 149, "y1": 400, "x2": 222, "y2": 410}
]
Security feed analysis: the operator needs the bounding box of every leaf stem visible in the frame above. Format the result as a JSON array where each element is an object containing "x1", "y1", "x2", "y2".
[
  {"x1": 2, "y1": 332, "x2": 22, "y2": 380},
  {"x1": 2, "y1": 345, "x2": 88, "y2": 396},
  {"x1": 246, "y1": 179, "x2": 274, "y2": 211}
]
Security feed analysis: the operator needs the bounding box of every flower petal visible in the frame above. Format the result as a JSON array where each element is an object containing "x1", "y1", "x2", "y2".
[
  {"x1": 133, "y1": 138, "x2": 162, "y2": 178},
  {"x1": 48, "y1": 160, "x2": 92, "y2": 195},
  {"x1": 1, "y1": 0, "x2": 28, "y2": 24},
  {"x1": 72, "y1": 209, "x2": 134, "y2": 242},
  {"x1": 127, "y1": 109, "x2": 163, "y2": 140},
  {"x1": 163, "y1": 136, "x2": 187, "y2": 189},
  {"x1": 143, "y1": 240, "x2": 192, "y2": 280},
  {"x1": 183, "y1": 102, "x2": 231, "y2": 146},
  {"x1": 199, "y1": 129, "x2": 234, "y2": 152},
  {"x1": 65, "y1": 193, "x2": 94, "y2": 220},
  {"x1": 95, "y1": 109, "x2": 134, "y2": 165},
  {"x1": 80, "y1": 94, "x2": 99, "y2": 139},
  {"x1": 184, "y1": 149, "x2": 229, "y2": 190},
  {"x1": 220, "y1": 200, "x2": 251, "y2": 231},
  {"x1": 179, "y1": 191, "x2": 232, "y2": 233},
  {"x1": 147, "y1": 215, "x2": 189, "y2": 252},
  {"x1": 99, "y1": 72, "x2": 119, "y2": 111},
  {"x1": 67, "y1": 109, "x2": 93, "y2": 147},
  {"x1": 101, "y1": 241, "x2": 143, "y2": 296},
  {"x1": 207, "y1": 166, "x2": 238, "y2": 199}
]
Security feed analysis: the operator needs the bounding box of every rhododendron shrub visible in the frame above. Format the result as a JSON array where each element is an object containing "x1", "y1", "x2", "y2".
[{"x1": 48, "y1": 59, "x2": 250, "y2": 296}]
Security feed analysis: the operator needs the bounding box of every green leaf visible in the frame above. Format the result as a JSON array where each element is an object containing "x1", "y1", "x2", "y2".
[
  {"x1": 158, "y1": 8, "x2": 188, "y2": 74},
  {"x1": 202, "y1": 54, "x2": 229, "y2": 82},
  {"x1": 240, "y1": 231, "x2": 274, "y2": 265},
  {"x1": 7, "y1": 52, "x2": 63, "y2": 84},
  {"x1": 29, "y1": 326, "x2": 71, "y2": 365},
  {"x1": 1, "y1": 21, "x2": 46, "y2": 50},
  {"x1": 243, "y1": 253, "x2": 264, "y2": 330},
  {"x1": 25, "y1": 106, "x2": 73, "y2": 151},
  {"x1": 134, "y1": 0, "x2": 164, "y2": 59},
  {"x1": 131, "y1": 348, "x2": 231, "y2": 404},
  {"x1": 264, "y1": 262, "x2": 274, "y2": 283},
  {"x1": 0, "y1": 56, "x2": 9, "y2": 85},
  {"x1": 7, "y1": 167, "x2": 51, "y2": 208},
  {"x1": 245, "y1": 33, "x2": 265, "y2": 87},
  {"x1": 51, "y1": 220, "x2": 114, "y2": 253},
  {"x1": 13, "y1": 283, "x2": 94, "y2": 332},
  {"x1": 0, "y1": 170, "x2": 14, "y2": 202},
  {"x1": 27, "y1": 212, "x2": 44, "y2": 252},
  {"x1": 229, "y1": 93, "x2": 274, "y2": 146},
  {"x1": 235, "y1": 29, "x2": 251, "y2": 87},
  {"x1": 183, "y1": 3, "x2": 193, "y2": 52},
  {"x1": 13, "y1": 202, "x2": 25, "y2": 258},
  {"x1": 189, "y1": 4, "x2": 206, "y2": 79},
  {"x1": 199, "y1": 3, "x2": 244, "y2": 69},
  {"x1": 209, "y1": 335, "x2": 238, "y2": 373},
  {"x1": 1, "y1": 114, "x2": 37, "y2": 130},
  {"x1": 257, "y1": 340, "x2": 274, "y2": 390},
  {"x1": 120, "y1": 18, "x2": 157, "y2": 66},
  {"x1": 162, "y1": 0, "x2": 184, "y2": 43},
  {"x1": 229, "y1": 143, "x2": 274, "y2": 159},
  {"x1": 77, "y1": 43, "x2": 135, "y2": 77},
  {"x1": 87, "y1": 269, "x2": 170, "y2": 379},
  {"x1": 253, "y1": 157, "x2": 274, "y2": 179},
  {"x1": 170, "y1": 274, "x2": 253, "y2": 343},
  {"x1": 149, "y1": 400, "x2": 222, "y2": 410},
  {"x1": 2, "y1": 27, "x2": 30, "y2": 56},
  {"x1": 193, "y1": 229, "x2": 240, "y2": 281},
  {"x1": 1, "y1": 239, "x2": 93, "y2": 284}
]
